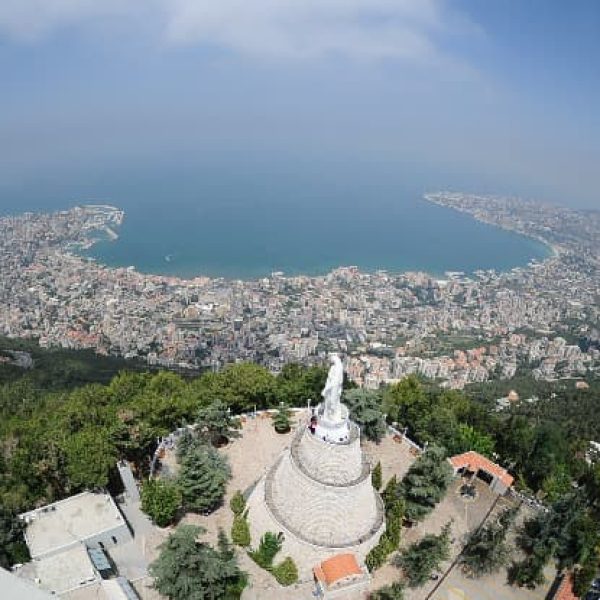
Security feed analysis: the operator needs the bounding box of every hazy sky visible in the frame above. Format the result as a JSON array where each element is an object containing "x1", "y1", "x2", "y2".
[{"x1": 1, "y1": 1, "x2": 598, "y2": 208}]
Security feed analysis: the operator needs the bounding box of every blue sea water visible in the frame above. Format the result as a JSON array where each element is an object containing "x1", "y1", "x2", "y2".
[{"x1": 0, "y1": 162, "x2": 549, "y2": 279}]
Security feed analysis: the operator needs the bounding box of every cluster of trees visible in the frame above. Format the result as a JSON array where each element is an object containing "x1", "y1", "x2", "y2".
[
  {"x1": 367, "y1": 445, "x2": 453, "y2": 573},
  {"x1": 0, "y1": 362, "x2": 328, "y2": 511},
  {"x1": 395, "y1": 521, "x2": 452, "y2": 587},
  {"x1": 149, "y1": 525, "x2": 247, "y2": 599},
  {"x1": 3, "y1": 338, "x2": 600, "y2": 592},
  {"x1": 0, "y1": 358, "x2": 330, "y2": 567},
  {"x1": 460, "y1": 506, "x2": 518, "y2": 578},
  {"x1": 509, "y1": 491, "x2": 599, "y2": 590},
  {"x1": 0, "y1": 335, "x2": 148, "y2": 390}
]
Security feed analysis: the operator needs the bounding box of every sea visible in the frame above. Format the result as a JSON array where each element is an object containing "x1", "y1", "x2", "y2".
[{"x1": 0, "y1": 163, "x2": 550, "y2": 280}]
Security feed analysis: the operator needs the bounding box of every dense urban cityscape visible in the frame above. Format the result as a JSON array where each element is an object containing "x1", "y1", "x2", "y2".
[{"x1": 1, "y1": 194, "x2": 598, "y2": 389}]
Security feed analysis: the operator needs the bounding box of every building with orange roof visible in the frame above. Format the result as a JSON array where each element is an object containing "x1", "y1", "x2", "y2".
[
  {"x1": 449, "y1": 450, "x2": 514, "y2": 494},
  {"x1": 549, "y1": 572, "x2": 579, "y2": 600},
  {"x1": 313, "y1": 553, "x2": 370, "y2": 599}
]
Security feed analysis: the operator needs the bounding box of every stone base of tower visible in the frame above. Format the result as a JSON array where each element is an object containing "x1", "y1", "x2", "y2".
[
  {"x1": 246, "y1": 475, "x2": 384, "y2": 580},
  {"x1": 245, "y1": 425, "x2": 385, "y2": 580}
]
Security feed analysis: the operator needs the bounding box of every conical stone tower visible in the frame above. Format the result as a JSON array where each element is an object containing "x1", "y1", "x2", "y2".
[{"x1": 247, "y1": 355, "x2": 385, "y2": 577}]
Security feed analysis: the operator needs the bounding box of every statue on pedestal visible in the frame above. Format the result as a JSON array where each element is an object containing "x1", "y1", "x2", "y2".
[{"x1": 322, "y1": 353, "x2": 344, "y2": 423}]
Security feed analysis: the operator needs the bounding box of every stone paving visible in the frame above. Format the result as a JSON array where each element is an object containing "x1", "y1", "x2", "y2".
[{"x1": 150, "y1": 421, "x2": 553, "y2": 600}]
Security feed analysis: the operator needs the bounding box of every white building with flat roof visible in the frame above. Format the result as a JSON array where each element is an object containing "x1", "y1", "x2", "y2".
[
  {"x1": 0, "y1": 567, "x2": 54, "y2": 600},
  {"x1": 15, "y1": 544, "x2": 100, "y2": 596},
  {"x1": 20, "y1": 491, "x2": 132, "y2": 559}
]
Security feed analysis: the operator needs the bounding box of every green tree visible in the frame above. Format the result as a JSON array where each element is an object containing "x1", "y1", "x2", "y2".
[
  {"x1": 454, "y1": 424, "x2": 495, "y2": 458},
  {"x1": 272, "y1": 404, "x2": 292, "y2": 434},
  {"x1": 510, "y1": 492, "x2": 596, "y2": 589},
  {"x1": 178, "y1": 442, "x2": 231, "y2": 513},
  {"x1": 370, "y1": 582, "x2": 405, "y2": 600},
  {"x1": 275, "y1": 363, "x2": 328, "y2": 406},
  {"x1": 149, "y1": 524, "x2": 246, "y2": 600},
  {"x1": 540, "y1": 464, "x2": 572, "y2": 502},
  {"x1": 344, "y1": 388, "x2": 387, "y2": 443},
  {"x1": 383, "y1": 375, "x2": 427, "y2": 428},
  {"x1": 192, "y1": 364, "x2": 277, "y2": 413},
  {"x1": 372, "y1": 461, "x2": 382, "y2": 491},
  {"x1": 0, "y1": 507, "x2": 29, "y2": 568},
  {"x1": 494, "y1": 414, "x2": 535, "y2": 475},
  {"x1": 141, "y1": 478, "x2": 182, "y2": 527},
  {"x1": 272, "y1": 557, "x2": 299, "y2": 586},
  {"x1": 460, "y1": 506, "x2": 518, "y2": 577},
  {"x1": 196, "y1": 400, "x2": 241, "y2": 446},
  {"x1": 396, "y1": 522, "x2": 452, "y2": 587},
  {"x1": 400, "y1": 445, "x2": 453, "y2": 522},
  {"x1": 63, "y1": 427, "x2": 118, "y2": 490}
]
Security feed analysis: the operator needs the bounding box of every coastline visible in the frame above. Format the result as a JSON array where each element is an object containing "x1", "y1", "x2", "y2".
[
  {"x1": 422, "y1": 193, "x2": 559, "y2": 262},
  {"x1": 3, "y1": 194, "x2": 597, "y2": 381},
  {"x1": 81, "y1": 196, "x2": 553, "y2": 283}
]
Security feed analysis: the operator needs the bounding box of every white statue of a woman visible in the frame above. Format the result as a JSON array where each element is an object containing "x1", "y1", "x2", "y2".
[{"x1": 322, "y1": 353, "x2": 344, "y2": 422}]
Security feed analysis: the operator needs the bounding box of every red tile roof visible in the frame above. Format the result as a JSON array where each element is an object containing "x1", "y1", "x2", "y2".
[
  {"x1": 553, "y1": 572, "x2": 579, "y2": 600},
  {"x1": 313, "y1": 553, "x2": 362, "y2": 586},
  {"x1": 449, "y1": 451, "x2": 514, "y2": 488}
]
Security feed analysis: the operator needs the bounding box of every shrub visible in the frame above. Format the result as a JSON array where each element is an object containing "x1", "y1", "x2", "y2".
[
  {"x1": 231, "y1": 513, "x2": 251, "y2": 547},
  {"x1": 272, "y1": 557, "x2": 299, "y2": 586},
  {"x1": 230, "y1": 490, "x2": 246, "y2": 516},
  {"x1": 272, "y1": 404, "x2": 292, "y2": 433},
  {"x1": 248, "y1": 532, "x2": 283, "y2": 569},
  {"x1": 366, "y1": 497, "x2": 404, "y2": 573},
  {"x1": 372, "y1": 461, "x2": 382, "y2": 491},
  {"x1": 140, "y1": 478, "x2": 182, "y2": 527}
]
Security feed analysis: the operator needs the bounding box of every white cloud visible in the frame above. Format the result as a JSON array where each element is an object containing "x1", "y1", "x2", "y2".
[
  {"x1": 0, "y1": 1, "x2": 141, "y2": 42},
  {"x1": 0, "y1": 0, "x2": 474, "y2": 66}
]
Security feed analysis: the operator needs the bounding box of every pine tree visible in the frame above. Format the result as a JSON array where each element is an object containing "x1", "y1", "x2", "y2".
[
  {"x1": 177, "y1": 441, "x2": 231, "y2": 513},
  {"x1": 343, "y1": 388, "x2": 387, "y2": 442},
  {"x1": 400, "y1": 445, "x2": 453, "y2": 522},
  {"x1": 196, "y1": 400, "x2": 241, "y2": 447},
  {"x1": 150, "y1": 524, "x2": 246, "y2": 599},
  {"x1": 396, "y1": 521, "x2": 452, "y2": 587},
  {"x1": 460, "y1": 506, "x2": 517, "y2": 577}
]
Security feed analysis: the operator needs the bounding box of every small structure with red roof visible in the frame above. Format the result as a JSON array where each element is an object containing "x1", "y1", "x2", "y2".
[
  {"x1": 313, "y1": 553, "x2": 370, "y2": 599},
  {"x1": 449, "y1": 450, "x2": 514, "y2": 494},
  {"x1": 549, "y1": 571, "x2": 579, "y2": 600}
]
